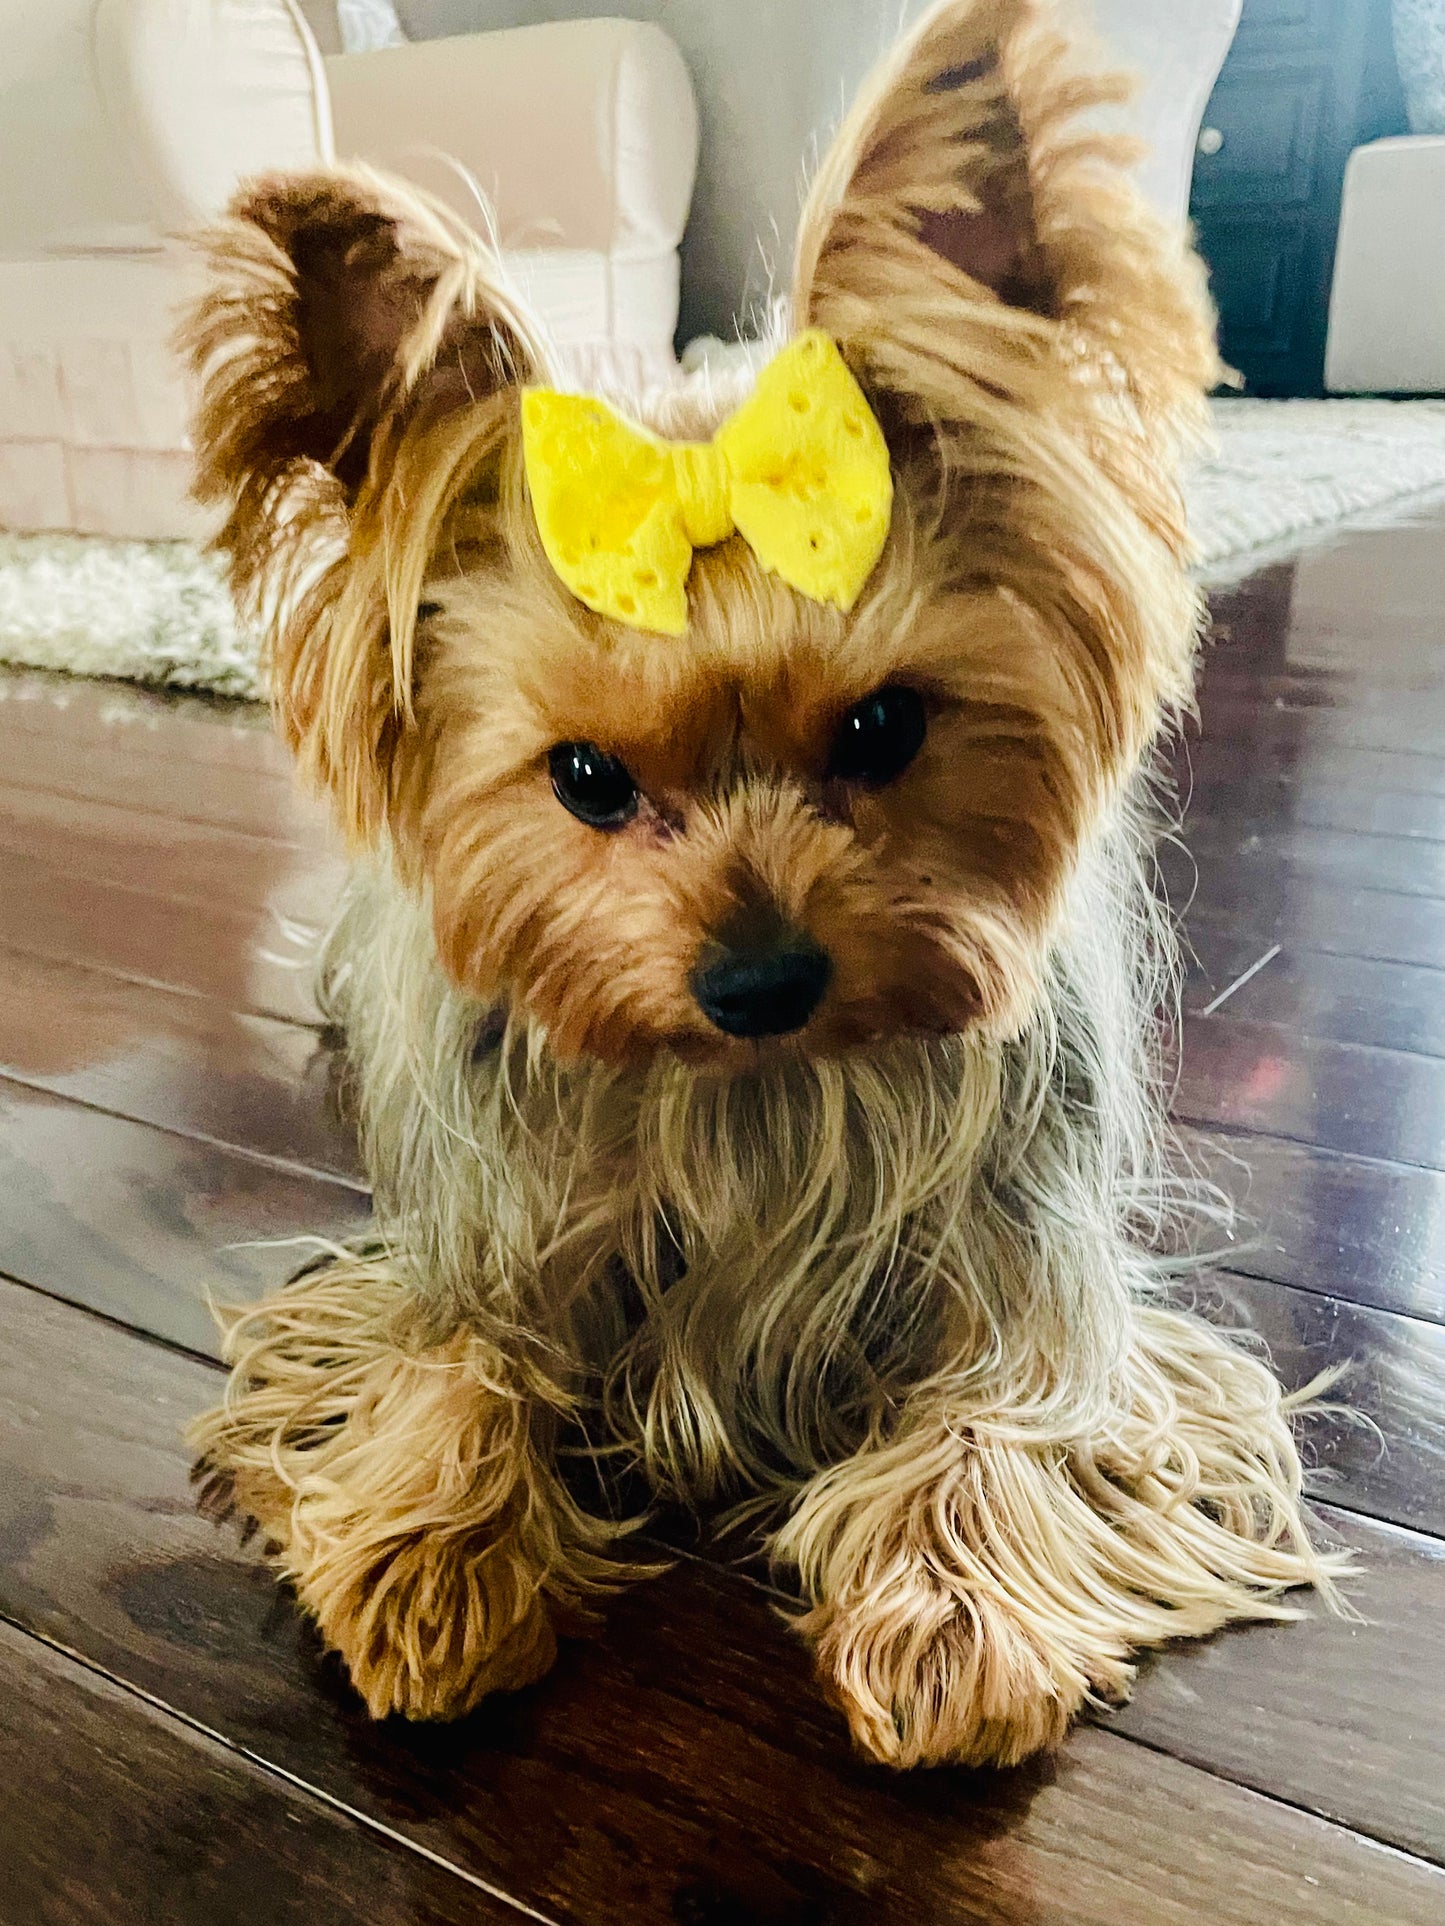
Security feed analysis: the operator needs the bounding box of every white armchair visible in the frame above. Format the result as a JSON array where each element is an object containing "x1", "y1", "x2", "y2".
[
  {"x1": 1327, "y1": 137, "x2": 1445, "y2": 393},
  {"x1": 0, "y1": 0, "x2": 698, "y2": 539},
  {"x1": 1327, "y1": 6, "x2": 1445, "y2": 394}
]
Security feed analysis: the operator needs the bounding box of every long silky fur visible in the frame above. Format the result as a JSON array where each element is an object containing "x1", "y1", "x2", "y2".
[
  {"x1": 188, "y1": 0, "x2": 1349, "y2": 1766},
  {"x1": 195, "y1": 773, "x2": 1346, "y2": 1756}
]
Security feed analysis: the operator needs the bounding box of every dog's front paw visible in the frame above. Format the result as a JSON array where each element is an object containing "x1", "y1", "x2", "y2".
[
  {"x1": 304, "y1": 1524, "x2": 559, "y2": 1722},
  {"x1": 806, "y1": 1572, "x2": 1096, "y2": 1769}
]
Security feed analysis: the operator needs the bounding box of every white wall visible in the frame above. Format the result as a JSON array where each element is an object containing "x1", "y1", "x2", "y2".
[{"x1": 396, "y1": 2, "x2": 1239, "y2": 344}]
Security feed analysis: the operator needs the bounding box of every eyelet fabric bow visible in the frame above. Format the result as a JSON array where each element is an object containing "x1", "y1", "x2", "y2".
[{"x1": 520, "y1": 330, "x2": 893, "y2": 635}]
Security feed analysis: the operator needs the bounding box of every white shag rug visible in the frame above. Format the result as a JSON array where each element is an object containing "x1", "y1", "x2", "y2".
[
  {"x1": 1188, "y1": 397, "x2": 1445, "y2": 582},
  {"x1": 0, "y1": 531, "x2": 262, "y2": 699},
  {"x1": 4, "y1": 396, "x2": 1445, "y2": 703}
]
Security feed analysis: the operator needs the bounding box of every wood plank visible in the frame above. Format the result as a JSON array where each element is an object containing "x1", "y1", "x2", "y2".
[
  {"x1": 0, "y1": 945, "x2": 360, "y2": 1181},
  {"x1": 1177, "y1": 736, "x2": 1445, "y2": 802},
  {"x1": 1177, "y1": 1014, "x2": 1445, "y2": 1170},
  {"x1": 0, "y1": 1272, "x2": 1439, "y2": 1926},
  {"x1": 0, "y1": 718, "x2": 324, "y2": 841},
  {"x1": 1182, "y1": 935, "x2": 1445, "y2": 1057},
  {"x1": 6, "y1": 1070, "x2": 1435, "y2": 1545},
  {"x1": 0, "y1": 844, "x2": 323, "y2": 1025},
  {"x1": 1180, "y1": 815, "x2": 1445, "y2": 902},
  {"x1": 0, "y1": 1080, "x2": 367, "y2": 1357},
  {"x1": 0, "y1": 665, "x2": 288, "y2": 776},
  {"x1": 1188, "y1": 1127, "x2": 1445, "y2": 1324},
  {"x1": 1198, "y1": 662, "x2": 1445, "y2": 716},
  {"x1": 1180, "y1": 880, "x2": 1445, "y2": 973},
  {"x1": 0, "y1": 778, "x2": 343, "y2": 920},
  {"x1": 3, "y1": 1078, "x2": 1436, "y2": 1550},
  {"x1": 1179, "y1": 772, "x2": 1445, "y2": 842},
  {"x1": 0, "y1": 1621, "x2": 518, "y2": 1926},
  {"x1": 1199, "y1": 582, "x2": 1445, "y2": 677},
  {"x1": 1205, "y1": 521, "x2": 1445, "y2": 666},
  {"x1": 1182, "y1": 691, "x2": 1445, "y2": 762},
  {"x1": 1202, "y1": 1272, "x2": 1445, "y2": 1541},
  {"x1": 1109, "y1": 1506, "x2": 1445, "y2": 1871}
]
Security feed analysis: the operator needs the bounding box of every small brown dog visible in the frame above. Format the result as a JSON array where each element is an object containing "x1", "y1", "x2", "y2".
[{"x1": 186, "y1": 0, "x2": 1341, "y2": 1769}]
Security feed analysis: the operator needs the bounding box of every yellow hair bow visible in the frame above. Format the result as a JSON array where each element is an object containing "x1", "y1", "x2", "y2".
[{"x1": 520, "y1": 331, "x2": 892, "y2": 635}]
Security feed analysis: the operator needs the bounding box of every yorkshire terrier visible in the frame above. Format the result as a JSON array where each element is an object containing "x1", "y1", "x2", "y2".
[{"x1": 185, "y1": 0, "x2": 1341, "y2": 1769}]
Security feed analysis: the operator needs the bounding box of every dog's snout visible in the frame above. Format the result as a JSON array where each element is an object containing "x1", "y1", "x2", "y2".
[{"x1": 691, "y1": 940, "x2": 832, "y2": 1039}]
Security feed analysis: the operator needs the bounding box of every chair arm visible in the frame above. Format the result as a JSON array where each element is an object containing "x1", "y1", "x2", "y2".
[
  {"x1": 323, "y1": 17, "x2": 698, "y2": 258},
  {"x1": 93, "y1": 0, "x2": 334, "y2": 233}
]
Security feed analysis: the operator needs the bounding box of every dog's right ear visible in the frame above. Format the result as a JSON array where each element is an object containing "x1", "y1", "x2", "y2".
[{"x1": 182, "y1": 167, "x2": 545, "y2": 839}]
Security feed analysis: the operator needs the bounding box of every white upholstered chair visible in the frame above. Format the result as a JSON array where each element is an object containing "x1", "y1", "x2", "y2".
[
  {"x1": 0, "y1": 0, "x2": 698, "y2": 538},
  {"x1": 1327, "y1": 137, "x2": 1445, "y2": 393},
  {"x1": 1327, "y1": 3, "x2": 1445, "y2": 394}
]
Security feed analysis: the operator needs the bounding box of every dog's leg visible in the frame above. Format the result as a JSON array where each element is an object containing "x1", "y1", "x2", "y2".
[
  {"x1": 190, "y1": 1246, "x2": 633, "y2": 1720},
  {"x1": 774, "y1": 1303, "x2": 1349, "y2": 1769}
]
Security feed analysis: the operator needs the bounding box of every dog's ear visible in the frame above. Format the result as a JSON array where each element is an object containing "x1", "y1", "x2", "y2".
[
  {"x1": 182, "y1": 167, "x2": 544, "y2": 840},
  {"x1": 793, "y1": 0, "x2": 1220, "y2": 441}
]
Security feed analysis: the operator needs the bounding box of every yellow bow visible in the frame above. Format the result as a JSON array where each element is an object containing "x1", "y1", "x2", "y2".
[{"x1": 520, "y1": 331, "x2": 893, "y2": 635}]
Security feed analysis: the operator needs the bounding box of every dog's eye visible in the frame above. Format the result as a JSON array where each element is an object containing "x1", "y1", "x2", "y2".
[
  {"x1": 549, "y1": 741, "x2": 640, "y2": 829},
  {"x1": 826, "y1": 685, "x2": 927, "y2": 786}
]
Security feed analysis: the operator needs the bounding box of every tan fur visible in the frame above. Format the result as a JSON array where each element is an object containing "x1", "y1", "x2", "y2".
[
  {"x1": 183, "y1": 0, "x2": 1347, "y2": 1766},
  {"x1": 192, "y1": 1246, "x2": 644, "y2": 1718},
  {"x1": 781, "y1": 1305, "x2": 1332, "y2": 1767}
]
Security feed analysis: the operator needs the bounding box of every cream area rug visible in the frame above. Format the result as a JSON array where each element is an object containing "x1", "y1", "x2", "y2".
[
  {"x1": 0, "y1": 531, "x2": 260, "y2": 699},
  {"x1": 4, "y1": 397, "x2": 1445, "y2": 703},
  {"x1": 1188, "y1": 397, "x2": 1445, "y2": 582}
]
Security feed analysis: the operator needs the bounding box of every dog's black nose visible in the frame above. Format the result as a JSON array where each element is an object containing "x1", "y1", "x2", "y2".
[{"x1": 691, "y1": 941, "x2": 832, "y2": 1039}]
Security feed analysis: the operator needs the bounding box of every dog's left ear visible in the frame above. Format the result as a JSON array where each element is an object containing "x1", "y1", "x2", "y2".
[{"x1": 794, "y1": 0, "x2": 1220, "y2": 445}]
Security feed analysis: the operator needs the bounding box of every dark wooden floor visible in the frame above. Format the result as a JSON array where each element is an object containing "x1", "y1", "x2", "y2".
[{"x1": 3, "y1": 516, "x2": 1445, "y2": 1924}]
